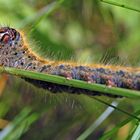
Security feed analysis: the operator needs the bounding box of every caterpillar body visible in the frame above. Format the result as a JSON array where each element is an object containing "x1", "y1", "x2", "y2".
[{"x1": 0, "y1": 27, "x2": 140, "y2": 97}]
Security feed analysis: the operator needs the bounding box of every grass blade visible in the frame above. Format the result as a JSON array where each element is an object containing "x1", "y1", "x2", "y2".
[
  {"x1": 0, "y1": 108, "x2": 39, "y2": 140},
  {"x1": 76, "y1": 101, "x2": 119, "y2": 140},
  {"x1": 100, "y1": 0, "x2": 140, "y2": 13},
  {"x1": 131, "y1": 122, "x2": 140, "y2": 140},
  {"x1": 0, "y1": 67, "x2": 140, "y2": 98},
  {"x1": 100, "y1": 110, "x2": 140, "y2": 140},
  {"x1": 19, "y1": 0, "x2": 64, "y2": 34}
]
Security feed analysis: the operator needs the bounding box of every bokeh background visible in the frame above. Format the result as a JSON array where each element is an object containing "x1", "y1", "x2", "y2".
[{"x1": 0, "y1": 0, "x2": 140, "y2": 139}]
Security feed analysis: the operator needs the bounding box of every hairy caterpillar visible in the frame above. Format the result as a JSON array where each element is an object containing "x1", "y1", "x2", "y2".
[{"x1": 0, "y1": 27, "x2": 140, "y2": 97}]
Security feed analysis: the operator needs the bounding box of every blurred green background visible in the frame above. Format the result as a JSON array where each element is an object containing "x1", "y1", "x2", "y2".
[{"x1": 0, "y1": 0, "x2": 140, "y2": 140}]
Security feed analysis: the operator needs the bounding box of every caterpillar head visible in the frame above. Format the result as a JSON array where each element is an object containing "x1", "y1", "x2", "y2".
[
  {"x1": 0, "y1": 27, "x2": 23, "y2": 67},
  {"x1": 0, "y1": 27, "x2": 21, "y2": 47}
]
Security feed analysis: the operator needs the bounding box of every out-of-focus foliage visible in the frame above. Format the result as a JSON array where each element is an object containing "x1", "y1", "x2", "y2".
[{"x1": 0, "y1": 0, "x2": 140, "y2": 140}]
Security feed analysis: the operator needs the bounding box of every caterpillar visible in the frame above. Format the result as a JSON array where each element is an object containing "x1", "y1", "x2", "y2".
[{"x1": 0, "y1": 27, "x2": 140, "y2": 97}]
